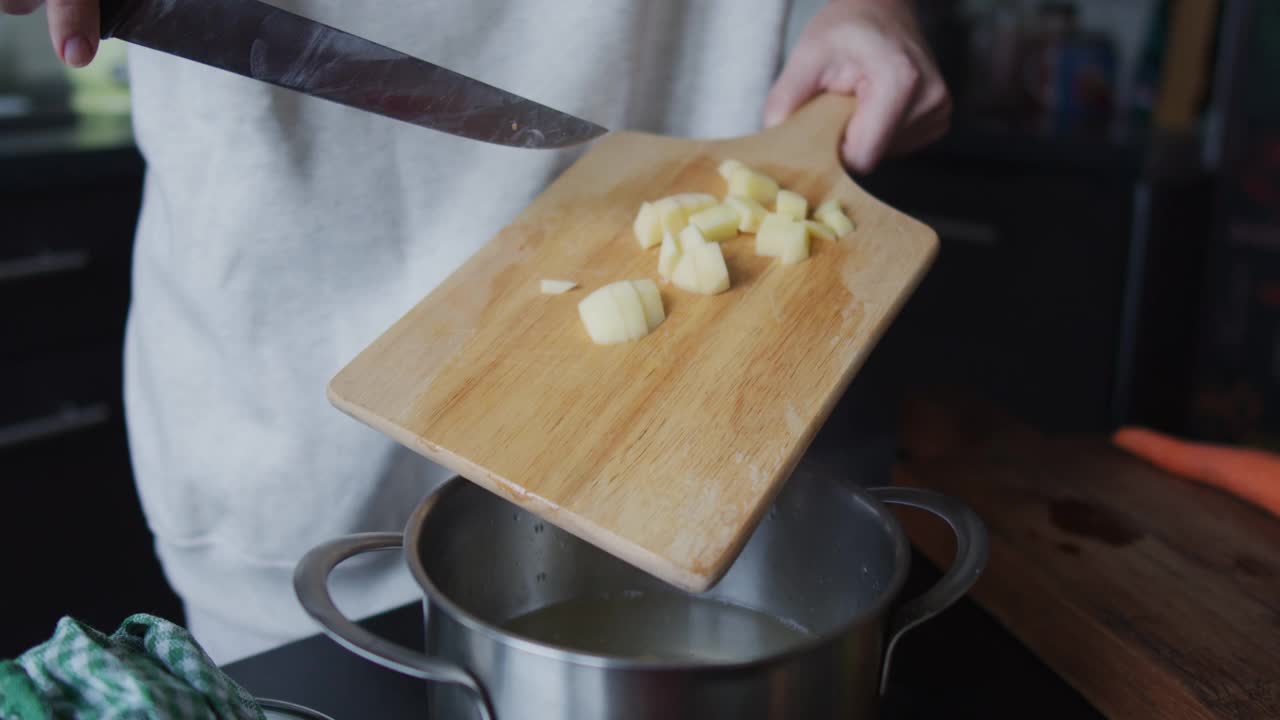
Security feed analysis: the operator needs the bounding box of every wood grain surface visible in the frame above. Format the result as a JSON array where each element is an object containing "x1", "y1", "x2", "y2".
[
  {"x1": 328, "y1": 95, "x2": 938, "y2": 591},
  {"x1": 894, "y1": 389, "x2": 1280, "y2": 720}
]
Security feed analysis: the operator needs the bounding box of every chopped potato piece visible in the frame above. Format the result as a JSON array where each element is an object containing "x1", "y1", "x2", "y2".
[
  {"x1": 728, "y1": 167, "x2": 779, "y2": 205},
  {"x1": 688, "y1": 204, "x2": 740, "y2": 242},
  {"x1": 725, "y1": 196, "x2": 767, "y2": 233},
  {"x1": 578, "y1": 284, "x2": 629, "y2": 344},
  {"x1": 670, "y1": 254, "x2": 698, "y2": 294},
  {"x1": 775, "y1": 190, "x2": 807, "y2": 221},
  {"x1": 672, "y1": 242, "x2": 730, "y2": 295},
  {"x1": 718, "y1": 159, "x2": 746, "y2": 180},
  {"x1": 678, "y1": 224, "x2": 709, "y2": 249},
  {"x1": 633, "y1": 202, "x2": 662, "y2": 249},
  {"x1": 540, "y1": 279, "x2": 577, "y2": 294},
  {"x1": 631, "y1": 279, "x2": 665, "y2": 331},
  {"x1": 756, "y1": 213, "x2": 804, "y2": 257},
  {"x1": 608, "y1": 281, "x2": 650, "y2": 340},
  {"x1": 659, "y1": 226, "x2": 708, "y2": 281},
  {"x1": 654, "y1": 197, "x2": 688, "y2": 234},
  {"x1": 658, "y1": 230, "x2": 681, "y2": 280},
  {"x1": 820, "y1": 212, "x2": 855, "y2": 237},
  {"x1": 815, "y1": 198, "x2": 855, "y2": 237},
  {"x1": 673, "y1": 193, "x2": 718, "y2": 213},
  {"x1": 578, "y1": 280, "x2": 663, "y2": 344},
  {"x1": 779, "y1": 227, "x2": 810, "y2": 264},
  {"x1": 803, "y1": 220, "x2": 835, "y2": 243}
]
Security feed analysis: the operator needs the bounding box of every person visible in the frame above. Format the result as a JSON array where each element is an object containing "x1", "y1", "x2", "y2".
[{"x1": 2, "y1": 0, "x2": 950, "y2": 664}]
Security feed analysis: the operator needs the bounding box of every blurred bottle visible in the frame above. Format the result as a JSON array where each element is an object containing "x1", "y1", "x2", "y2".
[
  {"x1": 1017, "y1": 2, "x2": 1117, "y2": 136},
  {"x1": 965, "y1": 0, "x2": 1025, "y2": 125}
]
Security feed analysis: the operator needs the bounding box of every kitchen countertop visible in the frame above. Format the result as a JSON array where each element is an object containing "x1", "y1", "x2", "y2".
[
  {"x1": 895, "y1": 389, "x2": 1280, "y2": 719},
  {"x1": 223, "y1": 551, "x2": 1104, "y2": 719}
]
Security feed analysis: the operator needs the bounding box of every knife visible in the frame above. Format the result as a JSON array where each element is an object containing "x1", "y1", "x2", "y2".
[{"x1": 98, "y1": 0, "x2": 608, "y2": 149}]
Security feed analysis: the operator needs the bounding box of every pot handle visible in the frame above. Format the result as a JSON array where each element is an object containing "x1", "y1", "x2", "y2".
[
  {"x1": 293, "y1": 532, "x2": 495, "y2": 720},
  {"x1": 867, "y1": 486, "x2": 988, "y2": 695}
]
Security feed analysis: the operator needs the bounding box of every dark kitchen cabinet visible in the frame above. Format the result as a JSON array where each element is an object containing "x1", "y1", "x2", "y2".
[
  {"x1": 0, "y1": 117, "x2": 181, "y2": 658},
  {"x1": 858, "y1": 133, "x2": 1144, "y2": 432}
]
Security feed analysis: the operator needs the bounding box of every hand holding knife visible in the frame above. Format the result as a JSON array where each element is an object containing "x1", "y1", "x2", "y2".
[{"x1": 43, "y1": 0, "x2": 607, "y2": 148}]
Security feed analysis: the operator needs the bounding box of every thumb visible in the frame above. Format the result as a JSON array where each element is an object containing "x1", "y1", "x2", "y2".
[
  {"x1": 763, "y1": 45, "x2": 825, "y2": 128},
  {"x1": 46, "y1": 0, "x2": 100, "y2": 67}
]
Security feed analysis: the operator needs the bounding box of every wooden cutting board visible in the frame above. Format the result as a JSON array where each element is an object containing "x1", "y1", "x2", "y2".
[
  {"x1": 328, "y1": 94, "x2": 938, "y2": 592},
  {"x1": 894, "y1": 389, "x2": 1280, "y2": 720}
]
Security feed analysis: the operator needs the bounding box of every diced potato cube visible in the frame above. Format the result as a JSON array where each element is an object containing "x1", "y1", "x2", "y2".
[
  {"x1": 658, "y1": 230, "x2": 681, "y2": 280},
  {"x1": 815, "y1": 198, "x2": 842, "y2": 217},
  {"x1": 815, "y1": 198, "x2": 855, "y2": 237},
  {"x1": 820, "y1": 212, "x2": 855, "y2": 237},
  {"x1": 803, "y1": 220, "x2": 835, "y2": 243},
  {"x1": 578, "y1": 280, "x2": 659, "y2": 345},
  {"x1": 678, "y1": 224, "x2": 708, "y2": 249},
  {"x1": 779, "y1": 227, "x2": 810, "y2": 264},
  {"x1": 688, "y1": 204, "x2": 740, "y2": 242},
  {"x1": 578, "y1": 285, "x2": 628, "y2": 344},
  {"x1": 659, "y1": 226, "x2": 707, "y2": 281},
  {"x1": 654, "y1": 197, "x2": 688, "y2": 233},
  {"x1": 756, "y1": 213, "x2": 803, "y2": 257},
  {"x1": 692, "y1": 243, "x2": 731, "y2": 294},
  {"x1": 631, "y1": 279, "x2": 665, "y2": 331},
  {"x1": 672, "y1": 193, "x2": 718, "y2": 213},
  {"x1": 670, "y1": 253, "x2": 698, "y2": 295},
  {"x1": 672, "y1": 242, "x2": 730, "y2": 295},
  {"x1": 633, "y1": 202, "x2": 662, "y2": 249},
  {"x1": 540, "y1": 279, "x2": 577, "y2": 294},
  {"x1": 728, "y1": 167, "x2": 779, "y2": 205},
  {"x1": 718, "y1": 159, "x2": 746, "y2": 180},
  {"x1": 775, "y1": 190, "x2": 807, "y2": 221},
  {"x1": 725, "y1": 196, "x2": 767, "y2": 233},
  {"x1": 607, "y1": 281, "x2": 650, "y2": 340}
]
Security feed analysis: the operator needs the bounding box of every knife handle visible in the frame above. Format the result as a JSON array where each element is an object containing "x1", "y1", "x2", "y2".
[{"x1": 99, "y1": 0, "x2": 141, "y2": 39}]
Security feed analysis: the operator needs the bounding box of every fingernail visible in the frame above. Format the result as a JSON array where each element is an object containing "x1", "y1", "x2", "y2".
[
  {"x1": 763, "y1": 107, "x2": 784, "y2": 129},
  {"x1": 63, "y1": 35, "x2": 93, "y2": 67}
]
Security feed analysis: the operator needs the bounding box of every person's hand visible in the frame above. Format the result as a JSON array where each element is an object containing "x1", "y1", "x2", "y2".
[
  {"x1": 764, "y1": 0, "x2": 950, "y2": 174},
  {"x1": 1, "y1": 0, "x2": 101, "y2": 68}
]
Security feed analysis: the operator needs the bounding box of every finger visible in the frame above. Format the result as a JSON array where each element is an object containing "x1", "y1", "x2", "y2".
[
  {"x1": 886, "y1": 105, "x2": 950, "y2": 157},
  {"x1": 883, "y1": 74, "x2": 951, "y2": 158},
  {"x1": 901, "y1": 71, "x2": 951, "y2": 127},
  {"x1": 1, "y1": 0, "x2": 44, "y2": 15},
  {"x1": 46, "y1": 0, "x2": 99, "y2": 67},
  {"x1": 840, "y1": 55, "x2": 920, "y2": 173},
  {"x1": 763, "y1": 44, "x2": 826, "y2": 128}
]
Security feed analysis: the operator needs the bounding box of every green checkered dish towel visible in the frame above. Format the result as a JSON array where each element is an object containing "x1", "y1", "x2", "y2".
[{"x1": 0, "y1": 614, "x2": 266, "y2": 720}]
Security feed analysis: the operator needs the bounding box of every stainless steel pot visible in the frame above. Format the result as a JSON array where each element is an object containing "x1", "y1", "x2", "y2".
[{"x1": 294, "y1": 468, "x2": 986, "y2": 720}]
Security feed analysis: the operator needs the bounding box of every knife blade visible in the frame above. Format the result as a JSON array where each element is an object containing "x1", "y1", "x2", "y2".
[{"x1": 99, "y1": 0, "x2": 607, "y2": 149}]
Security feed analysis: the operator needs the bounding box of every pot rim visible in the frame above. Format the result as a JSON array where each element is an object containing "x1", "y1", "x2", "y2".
[{"x1": 402, "y1": 475, "x2": 911, "y2": 671}]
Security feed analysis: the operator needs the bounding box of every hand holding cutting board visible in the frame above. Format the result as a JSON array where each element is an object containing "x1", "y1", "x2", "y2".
[{"x1": 765, "y1": 0, "x2": 950, "y2": 173}]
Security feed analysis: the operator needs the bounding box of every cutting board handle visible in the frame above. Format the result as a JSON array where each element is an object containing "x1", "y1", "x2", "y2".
[{"x1": 754, "y1": 93, "x2": 858, "y2": 167}]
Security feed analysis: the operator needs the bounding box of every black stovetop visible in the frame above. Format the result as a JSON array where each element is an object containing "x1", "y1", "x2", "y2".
[{"x1": 223, "y1": 552, "x2": 1102, "y2": 719}]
